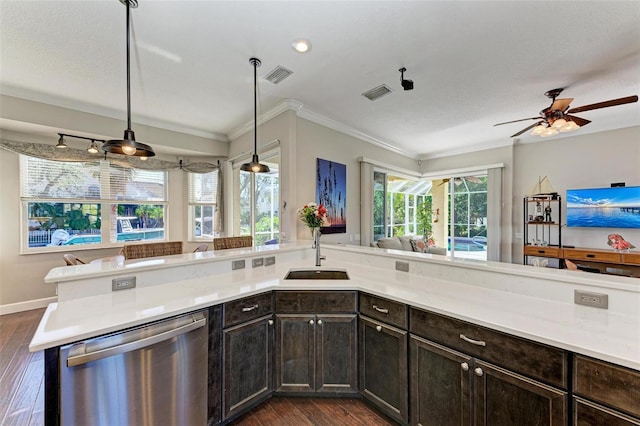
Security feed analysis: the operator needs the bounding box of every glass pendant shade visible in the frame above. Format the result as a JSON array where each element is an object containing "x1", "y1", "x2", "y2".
[
  {"x1": 559, "y1": 120, "x2": 580, "y2": 132},
  {"x1": 531, "y1": 125, "x2": 546, "y2": 136},
  {"x1": 540, "y1": 127, "x2": 559, "y2": 137},
  {"x1": 551, "y1": 118, "x2": 567, "y2": 129}
]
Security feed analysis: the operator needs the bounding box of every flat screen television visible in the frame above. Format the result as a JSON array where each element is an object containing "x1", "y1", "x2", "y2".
[{"x1": 566, "y1": 186, "x2": 640, "y2": 228}]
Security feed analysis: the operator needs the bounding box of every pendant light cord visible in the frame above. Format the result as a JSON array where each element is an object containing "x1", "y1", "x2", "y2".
[
  {"x1": 253, "y1": 59, "x2": 258, "y2": 154},
  {"x1": 126, "y1": 0, "x2": 132, "y2": 132}
]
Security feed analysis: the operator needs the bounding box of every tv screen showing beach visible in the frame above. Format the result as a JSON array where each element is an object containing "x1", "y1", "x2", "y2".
[{"x1": 566, "y1": 186, "x2": 640, "y2": 228}]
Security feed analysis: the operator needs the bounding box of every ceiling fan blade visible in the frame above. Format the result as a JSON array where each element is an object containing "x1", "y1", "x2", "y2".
[
  {"x1": 494, "y1": 117, "x2": 540, "y2": 126},
  {"x1": 550, "y1": 98, "x2": 573, "y2": 112},
  {"x1": 567, "y1": 95, "x2": 638, "y2": 114},
  {"x1": 510, "y1": 121, "x2": 542, "y2": 138},
  {"x1": 565, "y1": 114, "x2": 591, "y2": 127}
]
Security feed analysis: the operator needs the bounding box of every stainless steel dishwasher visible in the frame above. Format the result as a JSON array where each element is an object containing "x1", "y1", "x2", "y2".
[{"x1": 59, "y1": 310, "x2": 208, "y2": 426}]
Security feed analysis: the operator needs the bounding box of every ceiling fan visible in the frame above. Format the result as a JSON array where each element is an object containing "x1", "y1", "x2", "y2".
[{"x1": 494, "y1": 88, "x2": 638, "y2": 138}]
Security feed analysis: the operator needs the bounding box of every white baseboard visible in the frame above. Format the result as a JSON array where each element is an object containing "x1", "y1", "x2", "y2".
[{"x1": 0, "y1": 296, "x2": 57, "y2": 316}]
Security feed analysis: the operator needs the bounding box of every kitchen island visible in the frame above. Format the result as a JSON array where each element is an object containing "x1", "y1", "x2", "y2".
[{"x1": 31, "y1": 242, "x2": 640, "y2": 425}]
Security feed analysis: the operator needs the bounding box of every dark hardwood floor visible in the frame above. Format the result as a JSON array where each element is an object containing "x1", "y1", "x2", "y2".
[
  {"x1": 0, "y1": 308, "x2": 46, "y2": 426},
  {"x1": 1, "y1": 308, "x2": 398, "y2": 426},
  {"x1": 228, "y1": 397, "x2": 399, "y2": 426}
]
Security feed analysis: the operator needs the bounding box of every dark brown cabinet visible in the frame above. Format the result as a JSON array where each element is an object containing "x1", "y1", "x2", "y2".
[
  {"x1": 573, "y1": 355, "x2": 640, "y2": 425},
  {"x1": 409, "y1": 306, "x2": 569, "y2": 426},
  {"x1": 274, "y1": 291, "x2": 358, "y2": 395},
  {"x1": 359, "y1": 315, "x2": 408, "y2": 424},
  {"x1": 222, "y1": 292, "x2": 274, "y2": 421}
]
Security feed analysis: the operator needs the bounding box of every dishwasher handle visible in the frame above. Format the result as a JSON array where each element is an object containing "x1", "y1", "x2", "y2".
[{"x1": 66, "y1": 314, "x2": 207, "y2": 367}]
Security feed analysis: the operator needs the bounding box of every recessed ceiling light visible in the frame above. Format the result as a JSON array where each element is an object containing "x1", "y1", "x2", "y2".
[{"x1": 292, "y1": 39, "x2": 312, "y2": 53}]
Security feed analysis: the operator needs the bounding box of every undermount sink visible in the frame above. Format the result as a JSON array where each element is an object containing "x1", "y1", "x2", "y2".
[{"x1": 284, "y1": 268, "x2": 350, "y2": 280}]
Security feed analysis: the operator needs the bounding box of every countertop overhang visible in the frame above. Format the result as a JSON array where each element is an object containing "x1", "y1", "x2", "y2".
[{"x1": 31, "y1": 242, "x2": 640, "y2": 371}]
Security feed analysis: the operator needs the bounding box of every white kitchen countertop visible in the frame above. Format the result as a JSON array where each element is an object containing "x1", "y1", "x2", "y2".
[{"x1": 31, "y1": 242, "x2": 640, "y2": 372}]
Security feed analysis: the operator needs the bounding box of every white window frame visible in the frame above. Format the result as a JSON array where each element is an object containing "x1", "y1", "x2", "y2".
[
  {"x1": 187, "y1": 170, "x2": 220, "y2": 242},
  {"x1": 20, "y1": 155, "x2": 168, "y2": 253}
]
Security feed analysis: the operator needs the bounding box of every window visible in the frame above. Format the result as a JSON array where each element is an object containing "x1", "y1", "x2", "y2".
[
  {"x1": 21, "y1": 156, "x2": 167, "y2": 251},
  {"x1": 188, "y1": 170, "x2": 220, "y2": 240}
]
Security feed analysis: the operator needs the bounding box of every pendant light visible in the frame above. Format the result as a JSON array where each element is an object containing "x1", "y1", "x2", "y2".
[
  {"x1": 102, "y1": 0, "x2": 155, "y2": 158},
  {"x1": 240, "y1": 58, "x2": 270, "y2": 173}
]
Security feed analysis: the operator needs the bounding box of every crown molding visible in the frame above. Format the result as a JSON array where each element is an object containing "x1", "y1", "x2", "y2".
[
  {"x1": 227, "y1": 99, "x2": 303, "y2": 141},
  {"x1": 0, "y1": 86, "x2": 229, "y2": 142}
]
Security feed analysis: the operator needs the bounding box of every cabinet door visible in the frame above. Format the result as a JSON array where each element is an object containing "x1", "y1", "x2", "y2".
[
  {"x1": 359, "y1": 315, "x2": 408, "y2": 424},
  {"x1": 316, "y1": 314, "x2": 358, "y2": 395},
  {"x1": 275, "y1": 314, "x2": 315, "y2": 393},
  {"x1": 410, "y1": 335, "x2": 472, "y2": 426},
  {"x1": 223, "y1": 315, "x2": 274, "y2": 420},
  {"x1": 473, "y1": 360, "x2": 567, "y2": 426}
]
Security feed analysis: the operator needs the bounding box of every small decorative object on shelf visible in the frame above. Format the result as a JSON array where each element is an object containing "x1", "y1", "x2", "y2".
[
  {"x1": 545, "y1": 205, "x2": 552, "y2": 222},
  {"x1": 607, "y1": 233, "x2": 636, "y2": 251}
]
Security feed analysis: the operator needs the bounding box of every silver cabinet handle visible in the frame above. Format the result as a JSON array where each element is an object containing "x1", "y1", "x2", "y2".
[
  {"x1": 67, "y1": 314, "x2": 206, "y2": 367},
  {"x1": 268, "y1": 319, "x2": 274, "y2": 326},
  {"x1": 317, "y1": 320, "x2": 322, "y2": 325},
  {"x1": 460, "y1": 334, "x2": 486, "y2": 347},
  {"x1": 475, "y1": 367, "x2": 483, "y2": 377},
  {"x1": 309, "y1": 319, "x2": 315, "y2": 325},
  {"x1": 242, "y1": 304, "x2": 259, "y2": 312},
  {"x1": 372, "y1": 305, "x2": 389, "y2": 314},
  {"x1": 461, "y1": 362, "x2": 469, "y2": 371},
  {"x1": 375, "y1": 325, "x2": 383, "y2": 332}
]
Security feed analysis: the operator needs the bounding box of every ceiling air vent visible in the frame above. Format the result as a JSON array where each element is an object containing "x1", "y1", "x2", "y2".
[
  {"x1": 362, "y1": 84, "x2": 393, "y2": 101},
  {"x1": 265, "y1": 65, "x2": 293, "y2": 84}
]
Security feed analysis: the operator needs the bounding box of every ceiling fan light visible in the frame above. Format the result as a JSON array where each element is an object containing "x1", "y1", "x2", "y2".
[
  {"x1": 531, "y1": 125, "x2": 546, "y2": 136},
  {"x1": 560, "y1": 120, "x2": 580, "y2": 132},
  {"x1": 540, "y1": 127, "x2": 558, "y2": 137},
  {"x1": 551, "y1": 118, "x2": 567, "y2": 129}
]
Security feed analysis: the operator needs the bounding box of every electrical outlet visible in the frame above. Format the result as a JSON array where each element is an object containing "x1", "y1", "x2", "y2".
[
  {"x1": 395, "y1": 261, "x2": 410, "y2": 272},
  {"x1": 574, "y1": 290, "x2": 608, "y2": 309},
  {"x1": 112, "y1": 276, "x2": 136, "y2": 291},
  {"x1": 232, "y1": 259, "x2": 246, "y2": 270},
  {"x1": 264, "y1": 256, "x2": 276, "y2": 266},
  {"x1": 252, "y1": 257, "x2": 264, "y2": 268}
]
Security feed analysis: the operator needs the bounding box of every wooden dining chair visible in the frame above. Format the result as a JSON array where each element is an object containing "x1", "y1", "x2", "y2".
[
  {"x1": 212, "y1": 236, "x2": 253, "y2": 250},
  {"x1": 193, "y1": 244, "x2": 209, "y2": 253},
  {"x1": 63, "y1": 254, "x2": 86, "y2": 266}
]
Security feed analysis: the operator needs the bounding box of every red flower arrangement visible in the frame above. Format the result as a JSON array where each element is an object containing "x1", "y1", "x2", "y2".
[{"x1": 298, "y1": 202, "x2": 328, "y2": 228}]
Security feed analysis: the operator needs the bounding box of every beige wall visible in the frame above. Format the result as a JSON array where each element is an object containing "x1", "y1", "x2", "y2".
[
  {"x1": 2, "y1": 102, "x2": 639, "y2": 312},
  {"x1": 0, "y1": 128, "x2": 221, "y2": 313},
  {"x1": 512, "y1": 125, "x2": 640, "y2": 262}
]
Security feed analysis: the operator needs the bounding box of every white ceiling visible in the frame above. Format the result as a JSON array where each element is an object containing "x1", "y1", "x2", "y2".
[{"x1": 1, "y1": 1, "x2": 639, "y2": 159}]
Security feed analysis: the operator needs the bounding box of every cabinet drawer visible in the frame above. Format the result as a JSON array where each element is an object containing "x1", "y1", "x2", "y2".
[
  {"x1": 524, "y1": 246, "x2": 561, "y2": 257},
  {"x1": 573, "y1": 355, "x2": 640, "y2": 418},
  {"x1": 563, "y1": 248, "x2": 621, "y2": 263},
  {"x1": 359, "y1": 292, "x2": 407, "y2": 329},
  {"x1": 409, "y1": 307, "x2": 567, "y2": 388},
  {"x1": 275, "y1": 291, "x2": 356, "y2": 313},
  {"x1": 574, "y1": 397, "x2": 640, "y2": 426},
  {"x1": 223, "y1": 292, "x2": 273, "y2": 328},
  {"x1": 622, "y1": 252, "x2": 640, "y2": 266}
]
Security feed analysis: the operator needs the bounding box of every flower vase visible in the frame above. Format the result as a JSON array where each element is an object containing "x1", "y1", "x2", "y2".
[{"x1": 311, "y1": 227, "x2": 320, "y2": 249}]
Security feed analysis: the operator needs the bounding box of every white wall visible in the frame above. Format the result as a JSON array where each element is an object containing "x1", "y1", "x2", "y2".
[{"x1": 512, "y1": 126, "x2": 640, "y2": 262}]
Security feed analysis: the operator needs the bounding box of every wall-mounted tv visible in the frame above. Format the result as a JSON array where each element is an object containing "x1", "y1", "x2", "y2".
[{"x1": 566, "y1": 186, "x2": 640, "y2": 228}]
